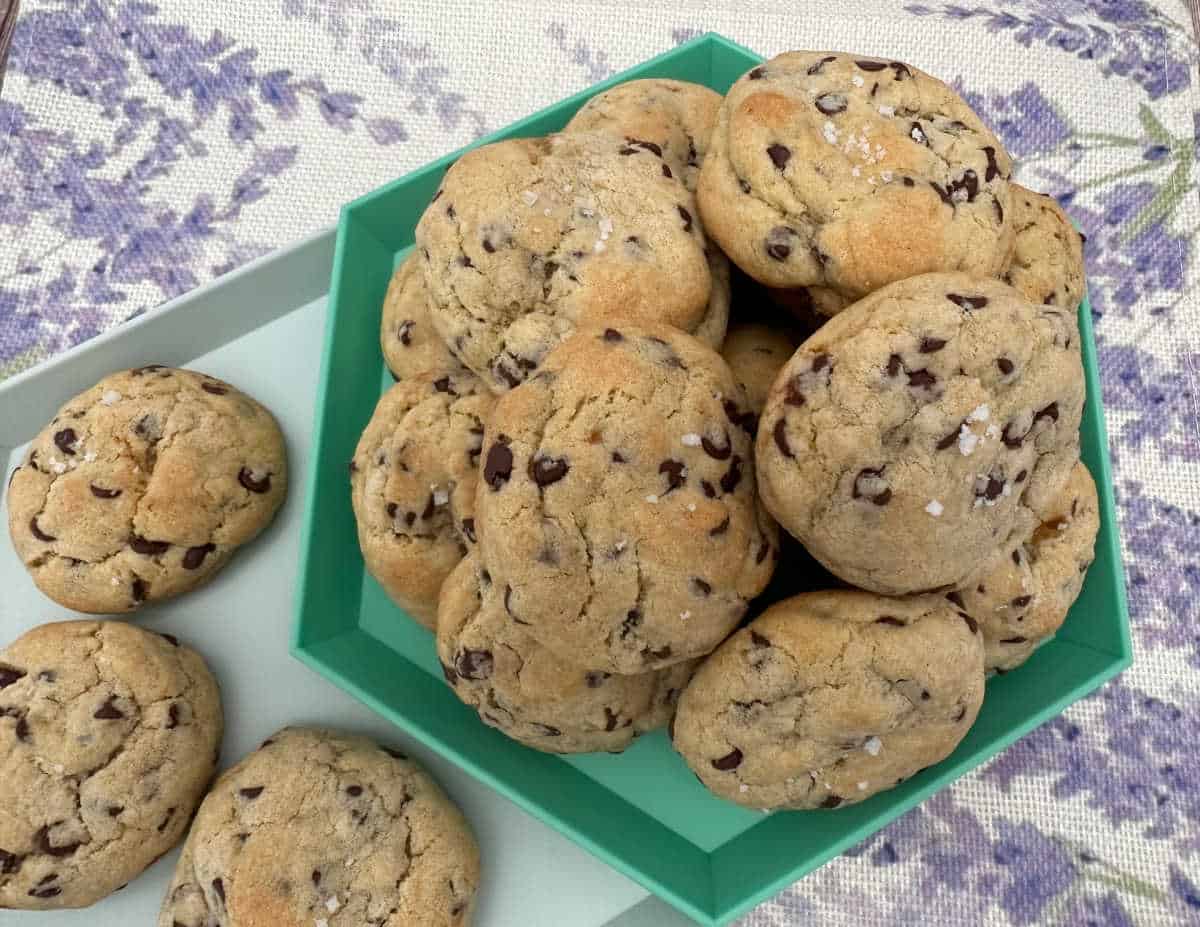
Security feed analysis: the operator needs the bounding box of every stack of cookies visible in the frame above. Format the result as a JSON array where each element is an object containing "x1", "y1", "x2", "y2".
[
  {"x1": 360, "y1": 50, "x2": 1096, "y2": 813},
  {"x1": 4, "y1": 370, "x2": 481, "y2": 920}
]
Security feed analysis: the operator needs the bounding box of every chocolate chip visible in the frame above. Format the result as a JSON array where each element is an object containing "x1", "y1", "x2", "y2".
[
  {"x1": 157, "y1": 807, "x2": 177, "y2": 833},
  {"x1": 201, "y1": 382, "x2": 228, "y2": 396},
  {"x1": 677, "y1": 205, "x2": 693, "y2": 232},
  {"x1": 701, "y1": 433, "x2": 732, "y2": 461},
  {"x1": 529, "y1": 455, "x2": 569, "y2": 487},
  {"x1": 946, "y1": 591, "x2": 966, "y2": 609},
  {"x1": 994, "y1": 199, "x2": 1004, "y2": 223},
  {"x1": 738, "y1": 178, "x2": 751, "y2": 194},
  {"x1": 807, "y1": 55, "x2": 836, "y2": 75},
  {"x1": 493, "y1": 359, "x2": 521, "y2": 387},
  {"x1": 855, "y1": 59, "x2": 887, "y2": 71},
  {"x1": 1002, "y1": 636, "x2": 1028, "y2": 644},
  {"x1": 107, "y1": 806, "x2": 123, "y2": 817},
  {"x1": 886, "y1": 353, "x2": 903, "y2": 377},
  {"x1": 948, "y1": 169, "x2": 979, "y2": 203},
  {"x1": 132, "y1": 364, "x2": 167, "y2": 376},
  {"x1": 53, "y1": 428, "x2": 78, "y2": 456},
  {"x1": 89, "y1": 484, "x2": 122, "y2": 499},
  {"x1": 875, "y1": 616, "x2": 905, "y2": 626},
  {"x1": 396, "y1": 319, "x2": 415, "y2": 346},
  {"x1": 919, "y1": 337, "x2": 947, "y2": 353},
  {"x1": 440, "y1": 662, "x2": 458, "y2": 686},
  {"x1": 756, "y1": 539, "x2": 771, "y2": 564},
  {"x1": 692, "y1": 578, "x2": 712, "y2": 596},
  {"x1": 784, "y1": 376, "x2": 806, "y2": 406},
  {"x1": 815, "y1": 93, "x2": 847, "y2": 115},
  {"x1": 930, "y1": 181, "x2": 953, "y2": 205},
  {"x1": 346, "y1": 785, "x2": 363, "y2": 797},
  {"x1": 1035, "y1": 402, "x2": 1059, "y2": 425},
  {"x1": 238, "y1": 467, "x2": 272, "y2": 493},
  {"x1": 0, "y1": 666, "x2": 27, "y2": 689},
  {"x1": 910, "y1": 122, "x2": 929, "y2": 146},
  {"x1": 820, "y1": 795, "x2": 844, "y2": 808},
  {"x1": 611, "y1": 451, "x2": 626, "y2": 463},
  {"x1": 961, "y1": 613, "x2": 979, "y2": 634},
  {"x1": 723, "y1": 398, "x2": 758, "y2": 435},
  {"x1": 1011, "y1": 595, "x2": 1032, "y2": 608},
  {"x1": 620, "y1": 610, "x2": 642, "y2": 638},
  {"x1": 94, "y1": 697, "x2": 124, "y2": 720},
  {"x1": 36, "y1": 670, "x2": 54, "y2": 683},
  {"x1": 1001, "y1": 421, "x2": 1027, "y2": 449},
  {"x1": 907, "y1": 369, "x2": 937, "y2": 390},
  {"x1": 15, "y1": 717, "x2": 30, "y2": 741},
  {"x1": 29, "y1": 517, "x2": 56, "y2": 542},
  {"x1": 709, "y1": 516, "x2": 730, "y2": 536},
  {"x1": 936, "y1": 421, "x2": 964, "y2": 450},
  {"x1": 767, "y1": 143, "x2": 791, "y2": 169},
  {"x1": 954, "y1": 706, "x2": 968, "y2": 722},
  {"x1": 534, "y1": 723, "x2": 562, "y2": 737},
  {"x1": 750, "y1": 630, "x2": 770, "y2": 647},
  {"x1": 159, "y1": 632, "x2": 180, "y2": 647},
  {"x1": 182, "y1": 543, "x2": 216, "y2": 569},
  {"x1": 1015, "y1": 469, "x2": 1027, "y2": 483},
  {"x1": 810, "y1": 246, "x2": 829, "y2": 268},
  {"x1": 629, "y1": 138, "x2": 662, "y2": 157},
  {"x1": 455, "y1": 649, "x2": 493, "y2": 680},
  {"x1": 602, "y1": 328, "x2": 623, "y2": 342},
  {"x1": 0, "y1": 849, "x2": 21, "y2": 874},
  {"x1": 997, "y1": 357, "x2": 1014, "y2": 375},
  {"x1": 946, "y1": 293, "x2": 989, "y2": 311},
  {"x1": 765, "y1": 226, "x2": 794, "y2": 261},
  {"x1": 701, "y1": 480, "x2": 717, "y2": 498},
  {"x1": 983, "y1": 145, "x2": 1001, "y2": 182},
  {"x1": 162, "y1": 703, "x2": 179, "y2": 730},
  {"x1": 659, "y1": 459, "x2": 686, "y2": 493},
  {"x1": 976, "y1": 475, "x2": 1005, "y2": 501},
  {"x1": 852, "y1": 468, "x2": 892, "y2": 506},
  {"x1": 712, "y1": 748, "x2": 743, "y2": 771},
  {"x1": 773, "y1": 419, "x2": 793, "y2": 458},
  {"x1": 130, "y1": 535, "x2": 169, "y2": 556},
  {"x1": 433, "y1": 376, "x2": 456, "y2": 396},
  {"x1": 483, "y1": 438, "x2": 514, "y2": 489},
  {"x1": 719, "y1": 455, "x2": 743, "y2": 494},
  {"x1": 889, "y1": 61, "x2": 912, "y2": 80},
  {"x1": 748, "y1": 66, "x2": 766, "y2": 79},
  {"x1": 460, "y1": 518, "x2": 476, "y2": 543},
  {"x1": 34, "y1": 825, "x2": 82, "y2": 858},
  {"x1": 28, "y1": 884, "x2": 62, "y2": 899},
  {"x1": 902, "y1": 176, "x2": 915, "y2": 186},
  {"x1": 585, "y1": 672, "x2": 609, "y2": 688},
  {"x1": 239, "y1": 786, "x2": 264, "y2": 799},
  {"x1": 212, "y1": 878, "x2": 226, "y2": 903}
]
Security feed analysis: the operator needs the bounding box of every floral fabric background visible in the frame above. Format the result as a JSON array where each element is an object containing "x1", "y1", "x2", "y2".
[{"x1": 1, "y1": 0, "x2": 1198, "y2": 924}]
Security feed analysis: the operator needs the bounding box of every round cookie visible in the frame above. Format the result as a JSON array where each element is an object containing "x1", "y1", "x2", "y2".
[
  {"x1": 381, "y1": 253, "x2": 472, "y2": 382},
  {"x1": 415, "y1": 131, "x2": 716, "y2": 393},
  {"x1": 1001, "y1": 184, "x2": 1086, "y2": 310},
  {"x1": 564, "y1": 78, "x2": 723, "y2": 191},
  {"x1": 437, "y1": 555, "x2": 696, "y2": 753},
  {"x1": 758, "y1": 272, "x2": 1084, "y2": 596},
  {"x1": 954, "y1": 461, "x2": 1098, "y2": 672},
  {"x1": 158, "y1": 727, "x2": 479, "y2": 927},
  {"x1": 0, "y1": 620, "x2": 222, "y2": 909},
  {"x1": 474, "y1": 322, "x2": 777, "y2": 674},
  {"x1": 7, "y1": 367, "x2": 287, "y2": 614},
  {"x1": 698, "y1": 51, "x2": 1014, "y2": 300},
  {"x1": 672, "y1": 590, "x2": 984, "y2": 810},
  {"x1": 351, "y1": 370, "x2": 494, "y2": 629},
  {"x1": 721, "y1": 323, "x2": 801, "y2": 414}
]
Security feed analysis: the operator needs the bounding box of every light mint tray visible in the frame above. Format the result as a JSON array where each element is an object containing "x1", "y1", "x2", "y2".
[
  {"x1": 0, "y1": 228, "x2": 655, "y2": 927},
  {"x1": 294, "y1": 32, "x2": 1132, "y2": 927}
]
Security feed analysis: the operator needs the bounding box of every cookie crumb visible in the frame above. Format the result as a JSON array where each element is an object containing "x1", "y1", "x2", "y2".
[
  {"x1": 687, "y1": 503, "x2": 696, "y2": 512},
  {"x1": 863, "y1": 736, "x2": 882, "y2": 756},
  {"x1": 50, "y1": 457, "x2": 67, "y2": 474},
  {"x1": 101, "y1": 390, "x2": 122, "y2": 405},
  {"x1": 520, "y1": 190, "x2": 538, "y2": 206},
  {"x1": 110, "y1": 577, "x2": 120, "y2": 586},
  {"x1": 680, "y1": 433, "x2": 702, "y2": 447},
  {"x1": 433, "y1": 489, "x2": 450, "y2": 506},
  {"x1": 925, "y1": 499, "x2": 944, "y2": 517}
]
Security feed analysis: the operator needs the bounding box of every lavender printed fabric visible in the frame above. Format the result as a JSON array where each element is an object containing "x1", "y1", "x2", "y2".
[{"x1": 2, "y1": 1, "x2": 1199, "y2": 924}]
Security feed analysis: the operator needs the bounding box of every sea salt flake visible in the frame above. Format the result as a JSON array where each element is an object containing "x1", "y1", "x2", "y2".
[
  {"x1": 520, "y1": 190, "x2": 538, "y2": 206},
  {"x1": 857, "y1": 781, "x2": 869, "y2": 791},
  {"x1": 680, "y1": 611, "x2": 691, "y2": 622},
  {"x1": 83, "y1": 451, "x2": 96, "y2": 463},
  {"x1": 543, "y1": 207, "x2": 552, "y2": 216},
  {"x1": 1002, "y1": 482, "x2": 1012, "y2": 497},
  {"x1": 433, "y1": 489, "x2": 450, "y2": 506},
  {"x1": 681, "y1": 433, "x2": 702, "y2": 447},
  {"x1": 986, "y1": 424, "x2": 1001, "y2": 440},
  {"x1": 958, "y1": 427, "x2": 979, "y2": 457},
  {"x1": 645, "y1": 494, "x2": 658, "y2": 504},
  {"x1": 739, "y1": 784, "x2": 749, "y2": 793},
  {"x1": 598, "y1": 216, "x2": 614, "y2": 239},
  {"x1": 50, "y1": 458, "x2": 67, "y2": 474},
  {"x1": 880, "y1": 170, "x2": 894, "y2": 182},
  {"x1": 823, "y1": 121, "x2": 839, "y2": 144},
  {"x1": 325, "y1": 896, "x2": 340, "y2": 914},
  {"x1": 686, "y1": 503, "x2": 696, "y2": 512},
  {"x1": 851, "y1": 166, "x2": 861, "y2": 178},
  {"x1": 110, "y1": 577, "x2": 121, "y2": 586},
  {"x1": 967, "y1": 404, "x2": 990, "y2": 423},
  {"x1": 925, "y1": 499, "x2": 944, "y2": 517},
  {"x1": 101, "y1": 390, "x2": 122, "y2": 405},
  {"x1": 851, "y1": 75, "x2": 864, "y2": 87},
  {"x1": 863, "y1": 736, "x2": 883, "y2": 756},
  {"x1": 952, "y1": 186, "x2": 970, "y2": 203},
  {"x1": 593, "y1": 240, "x2": 606, "y2": 253},
  {"x1": 877, "y1": 104, "x2": 895, "y2": 117}
]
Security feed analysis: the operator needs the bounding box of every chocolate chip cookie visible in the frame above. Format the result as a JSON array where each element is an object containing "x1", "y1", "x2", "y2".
[
  {"x1": 758, "y1": 273, "x2": 1084, "y2": 595},
  {"x1": 564, "y1": 78, "x2": 723, "y2": 192},
  {"x1": 1002, "y1": 184, "x2": 1086, "y2": 311},
  {"x1": 955, "y1": 461, "x2": 1098, "y2": 671},
  {"x1": 698, "y1": 52, "x2": 1014, "y2": 300},
  {"x1": 7, "y1": 367, "x2": 287, "y2": 613},
  {"x1": 721, "y1": 323, "x2": 801, "y2": 414},
  {"x1": 381, "y1": 253, "x2": 472, "y2": 382},
  {"x1": 437, "y1": 556, "x2": 695, "y2": 753},
  {"x1": 474, "y1": 322, "x2": 777, "y2": 674},
  {"x1": 1, "y1": 620, "x2": 222, "y2": 909},
  {"x1": 672, "y1": 590, "x2": 984, "y2": 810},
  {"x1": 158, "y1": 727, "x2": 479, "y2": 927},
  {"x1": 351, "y1": 370, "x2": 494, "y2": 629},
  {"x1": 415, "y1": 132, "x2": 717, "y2": 392}
]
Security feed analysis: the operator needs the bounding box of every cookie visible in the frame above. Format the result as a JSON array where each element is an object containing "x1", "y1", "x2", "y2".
[
  {"x1": 158, "y1": 727, "x2": 479, "y2": 927},
  {"x1": 350, "y1": 370, "x2": 494, "y2": 629},
  {"x1": 7, "y1": 367, "x2": 287, "y2": 613},
  {"x1": 758, "y1": 272, "x2": 1084, "y2": 596},
  {"x1": 415, "y1": 131, "x2": 718, "y2": 392},
  {"x1": 1001, "y1": 184, "x2": 1086, "y2": 310},
  {"x1": 720, "y1": 323, "x2": 801, "y2": 414},
  {"x1": 564, "y1": 78, "x2": 723, "y2": 192},
  {"x1": 381, "y1": 253, "x2": 472, "y2": 382},
  {"x1": 0, "y1": 620, "x2": 222, "y2": 909},
  {"x1": 437, "y1": 555, "x2": 695, "y2": 753},
  {"x1": 474, "y1": 322, "x2": 777, "y2": 674},
  {"x1": 672, "y1": 590, "x2": 984, "y2": 810},
  {"x1": 955, "y1": 461, "x2": 1098, "y2": 671},
  {"x1": 698, "y1": 51, "x2": 1014, "y2": 300}
]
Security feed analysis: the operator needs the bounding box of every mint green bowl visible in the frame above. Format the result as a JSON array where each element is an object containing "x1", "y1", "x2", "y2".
[{"x1": 293, "y1": 33, "x2": 1131, "y2": 926}]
